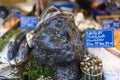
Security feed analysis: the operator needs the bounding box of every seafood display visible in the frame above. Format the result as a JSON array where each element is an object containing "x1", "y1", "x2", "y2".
[
  {"x1": 0, "y1": 3, "x2": 120, "y2": 80},
  {"x1": 29, "y1": 6, "x2": 87, "y2": 80}
]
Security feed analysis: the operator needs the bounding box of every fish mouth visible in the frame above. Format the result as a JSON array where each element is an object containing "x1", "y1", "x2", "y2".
[{"x1": 26, "y1": 30, "x2": 34, "y2": 48}]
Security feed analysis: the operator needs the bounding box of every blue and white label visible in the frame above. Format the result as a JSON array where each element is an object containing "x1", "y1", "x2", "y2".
[
  {"x1": 85, "y1": 30, "x2": 114, "y2": 48},
  {"x1": 20, "y1": 16, "x2": 38, "y2": 29},
  {"x1": 102, "y1": 20, "x2": 120, "y2": 30},
  {"x1": 12, "y1": 10, "x2": 21, "y2": 18}
]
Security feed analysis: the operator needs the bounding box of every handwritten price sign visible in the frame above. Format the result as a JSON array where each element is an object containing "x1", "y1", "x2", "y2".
[
  {"x1": 85, "y1": 30, "x2": 114, "y2": 48},
  {"x1": 20, "y1": 16, "x2": 38, "y2": 29},
  {"x1": 102, "y1": 20, "x2": 120, "y2": 30}
]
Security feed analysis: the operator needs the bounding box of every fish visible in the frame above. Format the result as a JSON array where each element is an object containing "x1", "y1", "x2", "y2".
[
  {"x1": 14, "y1": 39, "x2": 31, "y2": 65},
  {"x1": 0, "y1": 63, "x2": 19, "y2": 79},
  {"x1": 7, "y1": 31, "x2": 26, "y2": 60}
]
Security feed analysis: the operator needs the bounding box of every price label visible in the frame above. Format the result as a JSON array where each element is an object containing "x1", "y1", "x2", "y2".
[
  {"x1": 20, "y1": 16, "x2": 38, "y2": 29},
  {"x1": 102, "y1": 20, "x2": 120, "y2": 30},
  {"x1": 85, "y1": 30, "x2": 114, "y2": 48},
  {"x1": 12, "y1": 10, "x2": 21, "y2": 18}
]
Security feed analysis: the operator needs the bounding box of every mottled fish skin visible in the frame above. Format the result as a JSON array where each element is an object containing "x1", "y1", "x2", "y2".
[
  {"x1": 7, "y1": 31, "x2": 26, "y2": 60},
  {"x1": 15, "y1": 39, "x2": 31, "y2": 65}
]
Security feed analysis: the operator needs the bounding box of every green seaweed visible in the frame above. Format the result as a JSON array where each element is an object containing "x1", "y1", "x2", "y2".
[
  {"x1": 22, "y1": 60, "x2": 53, "y2": 80},
  {"x1": 0, "y1": 28, "x2": 20, "y2": 52}
]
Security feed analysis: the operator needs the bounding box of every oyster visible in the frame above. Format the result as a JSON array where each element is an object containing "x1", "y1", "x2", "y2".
[{"x1": 31, "y1": 6, "x2": 87, "y2": 80}]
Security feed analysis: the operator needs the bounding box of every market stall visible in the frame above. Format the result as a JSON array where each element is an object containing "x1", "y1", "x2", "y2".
[{"x1": 0, "y1": 0, "x2": 120, "y2": 80}]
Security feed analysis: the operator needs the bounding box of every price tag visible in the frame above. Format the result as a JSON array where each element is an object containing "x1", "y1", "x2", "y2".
[
  {"x1": 102, "y1": 20, "x2": 120, "y2": 30},
  {"x1": 12, "y1": 10, "x2": 21, "y2": 18},
  {"x1": 85, "y1": 30, "x2": 114, "y2": 48},
  {"x1": 20, "y1": 16, "x2": 38, "y2": 29}
]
